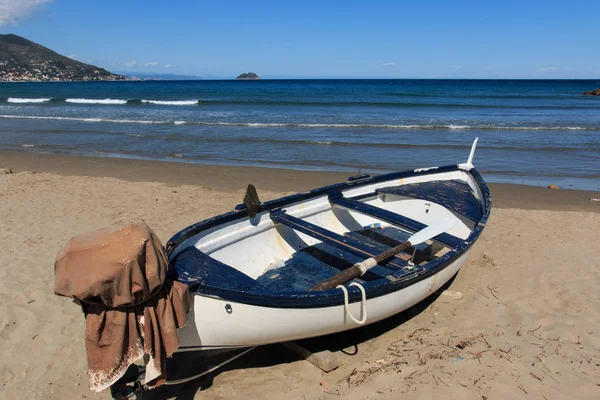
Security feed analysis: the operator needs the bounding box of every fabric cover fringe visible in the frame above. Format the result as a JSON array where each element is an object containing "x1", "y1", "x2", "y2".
[{"x1": 54, "y1": 223, "x2": 191, "y2": 392}]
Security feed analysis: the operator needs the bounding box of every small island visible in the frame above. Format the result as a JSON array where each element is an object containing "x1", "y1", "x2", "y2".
[
  {"x1": 236, "y1": 72, "x2": 260, "y2": 80},
  {"x1": 583, "y1": 88, "x2": 600, "y2": 96}
]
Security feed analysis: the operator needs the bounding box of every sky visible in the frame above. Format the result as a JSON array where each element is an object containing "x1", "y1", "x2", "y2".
[{"x1": 0, "y1": 0, "x2": 599, "y2": 79}]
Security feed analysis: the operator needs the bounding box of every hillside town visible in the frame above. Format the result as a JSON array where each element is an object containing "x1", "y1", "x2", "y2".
[{"x1": 0, "y1": 59, "x2": 124, "y2": 82}]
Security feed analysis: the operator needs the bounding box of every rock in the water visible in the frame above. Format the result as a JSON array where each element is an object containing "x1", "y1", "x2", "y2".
[
  {"x1": 1, "y1": 168, "x2": 14, "y2": 174},
  {"x1": 583, "y1": 88, "x2": 600, "y2": 96},
  {"x1": 548, "y1": 184, "x2": 559, "y2": 190},
  {"x1": 236, "y1": 72, "x2": 260, "y2": 80}
]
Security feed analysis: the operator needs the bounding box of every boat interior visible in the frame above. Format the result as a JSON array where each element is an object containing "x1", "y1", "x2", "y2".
[{"x1": 168, "y1": 167, "x2": 488, "y2": 299}]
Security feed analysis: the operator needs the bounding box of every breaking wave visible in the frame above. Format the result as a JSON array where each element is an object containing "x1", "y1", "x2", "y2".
[
  {"x1": 0, "y1": 114, "x2": 597, "y2": 131},
  {"x1": 65, "y1": 98, "x2": 128, "y2": 105},
  {"x1": 7, "y1": 98, "x2": 52, "y2": 104},
  {"x1": 140, "y1": 100, "x2": 199, "y2": 106},
  {"x1": 3, "y1": 97, "x2": 599, "y2": 110},
  {"x1": 3, "y1": 97, "x2": 200, "y2": 106},
  {"x1": 0, "y1": 115, "x2": 160, "y2": 124}
]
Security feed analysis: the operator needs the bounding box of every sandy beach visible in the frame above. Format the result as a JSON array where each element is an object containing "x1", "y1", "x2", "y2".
[{"x1": 1, "y1": 153, "x2": 599, "y2": 400}]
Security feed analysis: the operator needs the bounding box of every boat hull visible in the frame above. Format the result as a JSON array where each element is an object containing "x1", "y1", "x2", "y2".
[
  {"x1": 169, "y1": 158, "x2": 492, "y2": 353},
  {"x1": 177, "y1": 248, "x2": 469, "y2": 351}
]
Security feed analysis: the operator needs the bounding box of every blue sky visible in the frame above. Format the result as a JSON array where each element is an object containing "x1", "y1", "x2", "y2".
[{"x1": 1, "y1": 0, "x2": 599, "y2": 79}]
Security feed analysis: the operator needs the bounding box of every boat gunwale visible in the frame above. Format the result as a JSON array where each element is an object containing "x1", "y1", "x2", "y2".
[{"x1": 166, "y1": 164, "x2": 492, "y2": 309}]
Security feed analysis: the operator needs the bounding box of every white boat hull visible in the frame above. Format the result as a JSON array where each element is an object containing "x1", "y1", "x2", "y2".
[{"x1": 177, "y1": 249, "x2": 469, "y2": 350}]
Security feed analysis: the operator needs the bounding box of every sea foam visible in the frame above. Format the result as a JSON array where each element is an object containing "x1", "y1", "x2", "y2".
[
  {"x1": 65, "y1": 98, "x2": 128, "y2": 105},
  {"x1": 0, "y1": 115, "x2": 160, "y2": 124},
  {"x1": 0, "y1": 114, "x2": 596, "y2": 131},
  {"x1": 141, "y1": 100, "x2": 199, "y2": 106},
  {"x1": 7, "y1": 98, "x2": 52, "y2": 104}
]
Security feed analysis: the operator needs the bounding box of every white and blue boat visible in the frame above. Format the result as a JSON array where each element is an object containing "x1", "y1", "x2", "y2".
[{"x1": 162, "y1": 138, "x2": 491, "y2": 369}]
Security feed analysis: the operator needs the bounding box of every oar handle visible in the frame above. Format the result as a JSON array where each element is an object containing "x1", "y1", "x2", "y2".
[
  {"x1": 374, "y1": 240, "x2": 411, "y2": 263},
  {"x1": 310, "y1": 266, "x2": 364, "y2": 291},
  {"x1": 310, "y1": 240, "x2": 412, "y2": 291}
]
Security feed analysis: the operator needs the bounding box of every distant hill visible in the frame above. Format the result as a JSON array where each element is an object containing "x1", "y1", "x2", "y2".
[
  {"x1": 236, "y1": 72, "x2": 260, "y2": 80},
  {"x1": 0, "y1": 34, "x2": 124, "y2": 82}
]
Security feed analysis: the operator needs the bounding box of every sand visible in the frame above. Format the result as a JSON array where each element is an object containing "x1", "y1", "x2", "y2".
[{"x1": 1, "y1": 154, "x2": 599, "y2": 399}]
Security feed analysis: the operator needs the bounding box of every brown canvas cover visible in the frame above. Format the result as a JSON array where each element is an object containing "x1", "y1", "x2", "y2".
[{"x1": 54, "y1": 223, "x2": 191, "y2": 392}]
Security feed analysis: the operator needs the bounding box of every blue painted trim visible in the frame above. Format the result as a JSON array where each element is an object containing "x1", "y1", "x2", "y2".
[
  {"x1": 328, "y1": 193, "x2": 463, "y2": 248},
  {"x1": 347, "y1": 174, "x2": 372, "y2": 182},
  {"x1": 166, "y1": 165, "x2": 492, "y2": 309},
  {"x1": 376, "y1": 180, "x2": 483, "y2": 222}
]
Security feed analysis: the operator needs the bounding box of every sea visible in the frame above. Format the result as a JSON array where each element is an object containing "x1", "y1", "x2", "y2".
[{"x1": 0, "y1": 79, "x2": 599, "y2": 190}]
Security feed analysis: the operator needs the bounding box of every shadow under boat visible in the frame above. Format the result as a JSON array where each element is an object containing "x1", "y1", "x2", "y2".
[{"x1": 134, "y1": 273, "x2": 457, "y2": 400}]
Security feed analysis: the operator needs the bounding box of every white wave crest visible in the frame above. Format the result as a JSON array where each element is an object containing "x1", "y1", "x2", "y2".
[
  {"x1": 7, "y1": 98, "x2": 51, "y2": 104},
  {"x1": 0, "y1": 115, "x2": 160, "y2": 124},
  {"x1": 448, "y1": 125, "x2": 469, "y2": 129},
  {"x1": 65, "y1": 98, "x2": 128, "y2": 105},
  {"x1": 141, "y1": 100, "x2": 199, "y2": 106},
  {"x1": 0, "y1": 115, "x2": 596, "y2": 131},
  {"x1": 194, "y1": 122, "x2": 596, "y2": 131}
]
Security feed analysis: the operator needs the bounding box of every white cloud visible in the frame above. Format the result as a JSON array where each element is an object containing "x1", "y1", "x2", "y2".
[
  {"x1": 145, "y1": 62, "x2": 159, "y2": 68},
  {"x1": 453, "y1": 65, "x2": 463, "y2": 70},
  {"x1": 0, "y1": 0, "x2": 53, "y2": 26},
  {"x1": 67, "y1": 54, "x2": 77, "y2": 60},
  {"x1": 165, "y1": 64, "x2": 173, "y2": 69},
  {"x1": 536, "y1": 66, "x2": 559, "y2": 73},
  {"x1": 381, "y1": 62, "x2": 396, "y2": 67},
  {"x1": 125, "y1": 61, "x2": 137, "y2": 68}
]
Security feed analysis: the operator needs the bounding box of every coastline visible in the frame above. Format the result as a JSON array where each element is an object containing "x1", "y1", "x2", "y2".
[
  {"x1": 2, "y1": 150, "x2": 598, "y2": 212},
  {"x1": 1, "y1": 79, "x2": 598, "y2": 193}
]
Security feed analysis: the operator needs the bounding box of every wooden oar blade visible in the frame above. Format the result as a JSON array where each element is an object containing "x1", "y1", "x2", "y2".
[{"x1": 408, "y1": 217, "x2": 457, "y2": 246}]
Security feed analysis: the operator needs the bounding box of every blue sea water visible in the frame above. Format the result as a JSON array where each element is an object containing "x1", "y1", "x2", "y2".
[{"x1": 0, "y1": 79, "x2": 599, "y2": 190}]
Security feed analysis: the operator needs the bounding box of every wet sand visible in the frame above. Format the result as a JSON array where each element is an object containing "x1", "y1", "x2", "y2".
[{"x1": 2, "y1": 151, "x2": 599, "y2": 212}]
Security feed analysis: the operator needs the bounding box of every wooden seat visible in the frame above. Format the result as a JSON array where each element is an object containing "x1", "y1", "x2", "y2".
[
  {"x1": 328, "y1": 194, "x2": 463, "y2": 248},
  {"x1": 270, "y1": 210, "x2": 409, "y2": 270}
]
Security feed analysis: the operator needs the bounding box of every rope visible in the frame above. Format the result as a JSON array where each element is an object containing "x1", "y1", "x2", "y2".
[
  {"x1": 337, "y1": 282, "x2": 367, "y2": 325},
  {"x1": 164, "y1": 347, "x2": 255, "y2": 385}
]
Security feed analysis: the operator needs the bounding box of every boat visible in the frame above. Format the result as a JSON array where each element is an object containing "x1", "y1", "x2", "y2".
[
  {"x1": 61, "y1": 138, "x2": 491, "y2": 396},
  {"x1": 161, "y1": 138, "x2": 491, "y2": 365}
]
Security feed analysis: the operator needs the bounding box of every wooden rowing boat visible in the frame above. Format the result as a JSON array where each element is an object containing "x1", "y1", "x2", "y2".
[{"x1": 165, "y1": 138, "x2": 491, "y2": 358}]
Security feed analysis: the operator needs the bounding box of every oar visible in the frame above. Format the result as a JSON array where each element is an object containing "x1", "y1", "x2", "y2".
[{"x1": 309, "y1": 217, "x2": 458, "y2": 291}]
